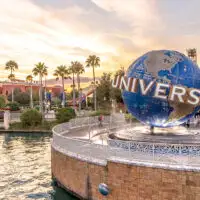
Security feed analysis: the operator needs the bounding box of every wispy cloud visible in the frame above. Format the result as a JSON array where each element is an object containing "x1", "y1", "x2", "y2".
[{"x1": 1, "y1": 0, "x2": 200, "y2": 80}]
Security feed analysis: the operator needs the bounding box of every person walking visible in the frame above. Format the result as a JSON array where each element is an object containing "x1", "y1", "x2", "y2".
[{"x1": 98, "y1": 115, "x2": 103, "y2": 127}]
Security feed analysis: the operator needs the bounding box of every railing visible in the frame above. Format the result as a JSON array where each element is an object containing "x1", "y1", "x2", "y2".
[
  {"x1": 52, "y1": 116, "x2": 200, "y2": 169},
  {"x1": 108, "y1": 139, "x2": 200, "y2": 167},
  {"x1": 52, "y1": 115, "x2": 125, "y2": 134}
]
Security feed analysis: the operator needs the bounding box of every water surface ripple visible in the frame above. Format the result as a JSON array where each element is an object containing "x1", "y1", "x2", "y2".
[{"x1": 0, "y1": 133, "x2": 78, "y2": 200}]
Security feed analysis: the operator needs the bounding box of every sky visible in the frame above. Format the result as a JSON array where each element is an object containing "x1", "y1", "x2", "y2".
[{"x1": 1, "y1": 0, "x2": 200, "y2": 80}]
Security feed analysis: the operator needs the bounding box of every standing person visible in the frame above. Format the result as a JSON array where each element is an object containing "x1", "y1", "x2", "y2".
[
  {"x1": 150, "y1": 126, "x2": 154, "y2": 135},
  {"x1": 98, "y1": 115, "x2": 103, "y2": 127},
  {"x1": 187, "y1": 119, "x2": 190, "y2": 128}
]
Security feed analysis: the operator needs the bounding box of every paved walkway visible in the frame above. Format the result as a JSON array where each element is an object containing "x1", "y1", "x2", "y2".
[{"x1": 63, "y1": 121, "x2": 200, "y2": 145}]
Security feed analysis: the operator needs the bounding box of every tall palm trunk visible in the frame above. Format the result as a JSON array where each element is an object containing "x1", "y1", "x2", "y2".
[
  {"x1": 61, "y1": 76, "x2": 65, "y2": 107},
  {"x1": 44, "y1": 76, "x2": 47, "y2": 103},
  {"x1": 39, "y1": 74, "x2": 43, "y2": 117},
  {"x1": 11, "y1": 69, "x2": 14, "y2": 103},
  {"x1": 72, "y1": 72, "x2": 76, "y2": 109},
  {"x1": 30, "y1": 84, "x2": 33, "y2": 108},
  {"x1": 92, "y1": 65, "x2": 97, "y2": 111},
  {"x1": 77, "y1": 73, "x2": 81, "y2": 111}
]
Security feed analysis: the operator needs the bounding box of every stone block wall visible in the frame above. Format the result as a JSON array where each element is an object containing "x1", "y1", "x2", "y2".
[
  {"x1": 52, "y1": 147, "x2": 200, "y2": 200},
  {"x1": 51, "y1": 148, "x2": 106, "y2": 200}
]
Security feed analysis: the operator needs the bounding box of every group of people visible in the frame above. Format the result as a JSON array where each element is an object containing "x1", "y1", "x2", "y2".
[
  {"x1": 183, "y1": 111, "x2": 200, "y2": 128},
  {"x1": 194, "y1": 111, "x2": 200, "y2": 118},
  {"x1": 184, "y1": 119, "x2": 190, "y2": 128}
]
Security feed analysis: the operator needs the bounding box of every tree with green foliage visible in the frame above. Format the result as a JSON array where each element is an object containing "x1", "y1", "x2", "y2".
[
  {"x1": 112, "y1": 70, "x2": 124, "y2": 104},
  {"x1": 53, "y1": 65, "x2": 71, "y2": 107},
  {"x1": 111, "y1": 87, "x2": 123, "y2": 103},
  {"x1": 8, "y1": 88, "x2": 20, "y2": 102},
  {"x1": 69, "y1": 62, "x2": 77, "y2": 109},
  {"x1": 8, "y1": 88, "x2": 30, "y2": 105},
  {"x1": 56, "y1": 107, "x2": 76, "y2": 123},
  {"x1": 32, "y1": 62, "x2": 48, "y2": 116},
  {"x1": 33, "y1": 91, "x2": 39, "y2": 102},
  {"x1": 51, "y1": 97, "x2": 61, "y2": 108},
  {"x1": 6, "y1": 102, "x2": 20, "y2": 111},
  {"x1": 20, "y1": 109, "x2": 42, "y2": 127},
  {"x1": 115, "y1": 66, "x2": 125, "y2": 77},
  {"x1": 70, "y1": 88, "x2": 78, "y2": 99},
  {"x1": 16, "y1": 92, "x2": 30, "y2": 105},
  {"x1": 5, "y1": 60, "x2": 18, "y2": 102},
  {"x1": 8, "y1": 74, "x2": 15, "y2": 80},
  {"x1": 96, "y1": 73, "x2": 112, "y2": 109},
  {"x1": 86, "y1": 55, "x2": 100, "y2": 111},
  {"x1": 0, "y1": 96, "x2": 6, "y2": 108},
  {"x1": 96, "y1": 72, "x2": 123, "y2": 110},
  {"x1": 70, "y1": 61, "x2": 85, "y2": 111}
]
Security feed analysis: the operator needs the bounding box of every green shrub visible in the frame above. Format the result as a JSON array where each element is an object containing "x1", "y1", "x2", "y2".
[
  {"x1": 6, "y1": 102, "x2": 20, "y2": 111},
  {"x1": 56, "y1": 107, "x2": 76, "y2": 123},
  {"x1": 89, "y1": 110, "x2": 111, "y2": 116},
  {"x1": 8, "y1": 89, "x2": 30, "y2": 105},
  {"x1": 34, "y1": 105, "x2": 40, "y2": 111},
  {"x1": 41, "y1": 120, "x2": 58, "y2": 130},
  {"x1": 9, "y1": 120, "x2": 58, "y2": 130},
  {"x1": 9, "y1": 122, "x2": 24, "y2": 129},
  {"x1": 0, "y1": 96, "x2": 6, "y2": 108},
  {"x1": 20, "y1": 109, "x2": 42, "y2": 127},
  {"x1": 124, "y1": 113, "x2": 137, "y2": 122},
  {"x1": 52, "y1": 97, "x2": 61, "y2": 107}
]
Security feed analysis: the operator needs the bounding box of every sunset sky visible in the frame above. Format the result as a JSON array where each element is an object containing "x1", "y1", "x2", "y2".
[{"x1": 1, "y1": 0, "x2": 200, "y2": 80}]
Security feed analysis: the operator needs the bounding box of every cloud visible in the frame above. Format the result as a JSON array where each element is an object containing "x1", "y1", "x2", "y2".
[
  {"x1": 1, "y1": 0, "x2": 131, "y2": 79},
  {"x1": 1, "y1": 0, "x2": 200, "y2": 82},
  {"x1": 0, "y1": 0, "x2": 114, "y2": 79}
]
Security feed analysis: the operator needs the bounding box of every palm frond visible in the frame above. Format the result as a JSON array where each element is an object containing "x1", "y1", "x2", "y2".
[{"x1": 33, "y1": 62, "x2": 48, "y2": 77}]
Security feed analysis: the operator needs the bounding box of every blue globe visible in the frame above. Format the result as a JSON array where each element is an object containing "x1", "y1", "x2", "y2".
[
  {"x1": 98, "y1": 183, "x2": 109, "y2": 196},
  {"x1": 122, "y1": 50, "x2": 200, "y2": 127}
]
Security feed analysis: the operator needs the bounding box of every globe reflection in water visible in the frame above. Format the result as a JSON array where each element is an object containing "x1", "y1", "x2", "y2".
[{"x1": 122, "y1": 50, "x2": 200, "y2": 127}]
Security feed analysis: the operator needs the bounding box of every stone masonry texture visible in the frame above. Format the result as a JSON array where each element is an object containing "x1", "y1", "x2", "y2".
[{"x1": 51, "y1": 147, "x2": 200, "y2": 200}]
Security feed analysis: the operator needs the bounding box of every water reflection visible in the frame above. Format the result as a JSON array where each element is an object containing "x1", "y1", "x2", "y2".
[
  {"x1": 0, "y1": 133, "x2": 79, "y2": 200},
  {"x1": 50, "y1": 186, "x2": 78, "y2": 200}
]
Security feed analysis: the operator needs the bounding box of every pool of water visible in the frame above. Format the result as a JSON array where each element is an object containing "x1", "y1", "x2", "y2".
[{"x1": 0, "y1": 133, "x2": 79, "y2": 200}]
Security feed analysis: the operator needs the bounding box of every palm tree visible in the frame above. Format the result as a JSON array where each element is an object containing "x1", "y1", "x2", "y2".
[
  {"x1": 53, "y1": 65, "x2": 71, "y2": 107},
  {"x1": 5, "y1": 60, "x2": 18, "y2": 102},
  {"x1": 26, "y1": 75, "x2": 33, "y2": 108},
  {"x1": 86, "y1": 55, "x2": 100, "y2": 111},
  {"x1": 69, "y1": 62, "x2": 77, "y2": 109},
  {"x1": 115, "y1": 66, "x2": 125, "y2": 77},
  {"x1": 73, "y1": 62, "x2": 85, "y2": 111},
  {"x1": 32, "y1": 62, "x2": 48, "y2": 116},
  {"x1": 8, "y1": 74, "x2": 15, "y2": 80}
]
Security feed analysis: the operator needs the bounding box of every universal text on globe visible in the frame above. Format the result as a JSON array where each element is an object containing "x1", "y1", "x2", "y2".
[{"x1": 112, "y1": 75, "x2": 200, "y2": 106}]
